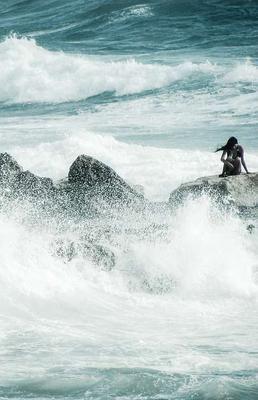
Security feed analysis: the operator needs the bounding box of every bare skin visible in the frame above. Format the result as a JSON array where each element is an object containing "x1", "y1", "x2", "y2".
[{"x1": 220, "y1": 144, "x2": 249, "y2": 177}]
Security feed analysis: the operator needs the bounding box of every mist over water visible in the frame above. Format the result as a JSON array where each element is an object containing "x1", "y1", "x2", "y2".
[{"x1": 0, "y1": 1, "x2": 258, "y2": 399}]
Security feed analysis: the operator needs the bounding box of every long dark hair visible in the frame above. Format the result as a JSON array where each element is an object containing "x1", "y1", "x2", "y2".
[{"x1": 215, "y1": 136, "x2": 238, "y2": 156}]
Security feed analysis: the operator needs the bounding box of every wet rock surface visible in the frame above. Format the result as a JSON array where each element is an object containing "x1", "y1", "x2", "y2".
[
  {"x1": 169, "y1": 173, "x2": 258, "y2": 208},
  {"x1": 67, "y1": 154, "x2": 144, "y2": 202},
  {"x1": 0, "y1": 152, "x2": 55, "y2": 199},
  {"x1": 0, "y1": 152, "x2": 22, "y2": 185}
]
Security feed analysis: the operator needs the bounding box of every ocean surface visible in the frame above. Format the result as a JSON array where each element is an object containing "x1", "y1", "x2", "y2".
[{"x1": 0, "y1": 1, "x2": 258, "y2": 399}]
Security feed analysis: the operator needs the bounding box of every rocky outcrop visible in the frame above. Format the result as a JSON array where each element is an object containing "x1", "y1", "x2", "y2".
[
  {"x1": 67, "y1": 155, "x2": 144, "y2": 203},
  {"x1": 169, "y1": 173, "x2": 258, "y2": 208},
  {"x1": 0, "y1": 153, "x2": 146, "y2": 215},
  {"x1": 53, "y1": 155, "x2": 146, "y2": 217},
  {"x1": 16, "y1": 171, "x2": 55, "y2": 198},
  {"x1": 68, "y1": 155, "x2": 118, "y2": 186},
  {"x1": 0, "y1": 152, "x2": 55, "y2": 199},
  {"x1": 0, "y1": 152, "x2": 21, "y2": 185}
]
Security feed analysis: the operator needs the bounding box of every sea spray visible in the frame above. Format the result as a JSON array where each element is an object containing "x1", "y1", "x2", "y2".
[
  {"x1": 0, "y1": 191, "x2": 258, "y2": 398},
  {"x1": 0, "y1": 190, "x2": 256, "y2": 317}
]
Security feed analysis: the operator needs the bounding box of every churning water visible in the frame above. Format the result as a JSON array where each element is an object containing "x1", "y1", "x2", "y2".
[{"x1": 0, "y1": 1, "x2": 258, "y2": 399}]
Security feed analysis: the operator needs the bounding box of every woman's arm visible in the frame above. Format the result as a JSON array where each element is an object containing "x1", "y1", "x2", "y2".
[
  {"x1": 221, "y1": 150, "x2": 227, "y2": 163},
  {"x1": 221, "y1": 149, "x2": 234, "y2": 170},
  {"x1": 239, "y1": 146, "x2": 249, "y2": 173}
]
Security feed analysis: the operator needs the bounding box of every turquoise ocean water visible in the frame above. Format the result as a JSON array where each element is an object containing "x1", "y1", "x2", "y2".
[{"x1": 0, "y1": 1, "x2": 258, "y2": 399}]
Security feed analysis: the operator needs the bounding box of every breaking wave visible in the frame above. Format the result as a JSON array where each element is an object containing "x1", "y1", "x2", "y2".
[
  {"x1": 0, "y1": 194, "x2": 257, "y2": 321},
  {"x1": 1, "y1": 36, "x2": 258, "y2": 105},
  {"x1": 0, "y1": 35, "x2": 218, "y2": 103}
]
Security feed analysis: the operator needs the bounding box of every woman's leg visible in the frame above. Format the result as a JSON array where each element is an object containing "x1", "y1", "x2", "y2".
[
  {"x1": 220, "y1": 157, "x2": 234, "y2": 177},
  {"x1": 231, "y1": 157, "x2": 241, "y2": 175}
]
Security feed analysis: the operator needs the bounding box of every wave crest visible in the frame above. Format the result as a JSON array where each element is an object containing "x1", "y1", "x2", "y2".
[{"x1": 0, "y1": 35, "x2": 216, "y2": 104}]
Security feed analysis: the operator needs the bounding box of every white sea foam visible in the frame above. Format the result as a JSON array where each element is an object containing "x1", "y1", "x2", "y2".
[
  {"x1": 223, "y1": 59, "x2": 258, "y2": 83},
  {"x1": 120, "y1": 196, "x2": 258, "y2": 298},
  {"x1": 0, "y1": 193, "x2": 257, "y2": 320},
  {"x1": 126, "y1": 5, "x2": 153, "y2": 17},
  {"x1": 0, "y1": 213, "x2": 257, "y2": 397},
  {"x1": 109, "y1": 4, "x2": 154, "y2": 23},
  {"x1": 0, "y1": 35, "x2": 217, "y2": 103},
  {"x1": 0, "y1": 214, "x2": 126, "y2": 319},
  {"x1": 1, "y1": 35, "x2": 258, "y2": 138}
]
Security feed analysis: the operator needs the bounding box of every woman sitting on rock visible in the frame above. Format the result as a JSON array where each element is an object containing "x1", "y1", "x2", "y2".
[{"x1": 216, "y1": 136, "x2": 249, "y2": 177}]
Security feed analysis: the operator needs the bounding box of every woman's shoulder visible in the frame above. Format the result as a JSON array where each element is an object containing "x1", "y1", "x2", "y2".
[{"x1": 237, "y1": 144, "x2": 244, "y2": 154}]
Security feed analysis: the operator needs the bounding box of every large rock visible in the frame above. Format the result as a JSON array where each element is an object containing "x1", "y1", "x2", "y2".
[
  {"x1": 67, "y1": 154, "x2": 144, "y2": 205},
  {"x1": 169, "y1": 173, "x2": 258, "y2": 208},
  {"x1": 16, "y1": 170, "x2": 55, "y2": 198},
  {"x1": 0, "y1": 152, "x2": 22, "y2": 186},
  {"x1": 0, "y1": 152, "x2": 55, "y2": 199}
]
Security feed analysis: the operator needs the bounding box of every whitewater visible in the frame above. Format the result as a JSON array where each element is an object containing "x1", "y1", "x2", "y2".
[{"x1": 0, "y1": 1, "x2": 258, "y2": 399}]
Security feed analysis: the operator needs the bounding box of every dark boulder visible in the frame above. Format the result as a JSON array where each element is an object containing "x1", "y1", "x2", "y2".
[
  {"x1": 0, "y1": 152, "x2": 22, "y2": 186},
  {"x1": 67, "y1": 154, "x2": 144, "y2": 205},
  {"x1": 68, "y1": 155, "x2": 110, "y2": 186},
  {"x1": 16, "y1": 170, "x2": 55, "y2": 198},
  {"x1": 0, "y1": 152, "x2": 55, "y2": 199}
]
